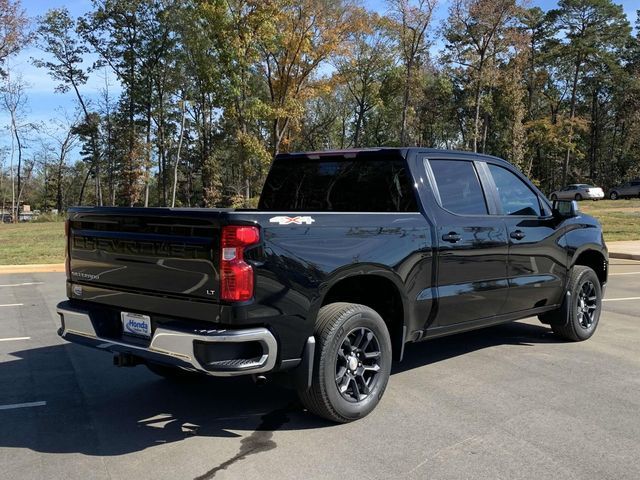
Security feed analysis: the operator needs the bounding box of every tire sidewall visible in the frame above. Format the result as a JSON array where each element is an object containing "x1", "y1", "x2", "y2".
[
  {"x1": 320, "y1": 309, "x2": 392, "y2": 421},
  {"x1": 569, "y1": 269, "x2": 602, "y2": 340}
]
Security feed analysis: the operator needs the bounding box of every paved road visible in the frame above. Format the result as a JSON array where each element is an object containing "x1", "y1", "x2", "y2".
[{"x1": 1, "y1": 260, "x2": 639, "y2": 480}]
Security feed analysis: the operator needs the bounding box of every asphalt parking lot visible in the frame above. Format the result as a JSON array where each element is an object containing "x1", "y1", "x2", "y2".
[{"x1": 1, "y1": 260, "x2": 639, "y2": 480}]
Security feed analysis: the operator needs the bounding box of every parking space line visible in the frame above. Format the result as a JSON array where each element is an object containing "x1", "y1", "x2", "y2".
[
  {"x1": 0, "y1": 401, "x2": 46, "y2": 411},
  {"x1": 0, "y1": 336, "x2": 30, "y2": 342},
  {"x1": 603, "y1": 297, "x2": 640, "y2": 302},
  {"x1": 0, "y1": 303, "x2": 24, "y2": 307},
  {"x1": 0, "y1": 282, "x2": 44, "y2": 288},
  {"x1": 609, "y1": 272, "x2": 640, "y2": 276}
]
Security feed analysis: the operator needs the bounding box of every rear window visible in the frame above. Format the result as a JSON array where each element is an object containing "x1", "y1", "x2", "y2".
[
  {"x1": 259, "y1": 157, "x2": 418, "y2": 212},
  {"x1": 428, "y1": 160, "x2": 488, "y2": 215}
]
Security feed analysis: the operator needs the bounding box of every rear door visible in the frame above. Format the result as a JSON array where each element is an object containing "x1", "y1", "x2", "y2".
[
  {"x1": 424, "y1": 157, "x2": 509, "y2": 326},
  {"x1": 481, "y1": 162, "x2": 567, "y2": 313}
]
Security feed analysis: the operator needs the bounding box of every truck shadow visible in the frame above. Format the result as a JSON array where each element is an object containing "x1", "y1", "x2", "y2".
[{"x1": 0, "y1": 321, "x2": 560, "y2": 458}]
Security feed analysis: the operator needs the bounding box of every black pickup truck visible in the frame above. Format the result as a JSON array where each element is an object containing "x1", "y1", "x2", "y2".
[{"x1": 56, "y1": 148, "x2": 607, "y2": 422}]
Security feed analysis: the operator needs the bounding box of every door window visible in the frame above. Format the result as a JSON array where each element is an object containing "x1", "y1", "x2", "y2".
[
  {"x1": 428, "y1": 160, "x2": 488, "y2": 215},
  {"x1": 488, "y1": 164, "x2": 541, "y2": 216}
]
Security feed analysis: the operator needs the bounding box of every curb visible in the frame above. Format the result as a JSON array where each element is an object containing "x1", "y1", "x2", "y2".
[
  {"x1": 0, "y1": 264, "x2": 65, "y2": 274},
  {"x1": 608, "y1": 252, "x2": 640, "y2": 261}
]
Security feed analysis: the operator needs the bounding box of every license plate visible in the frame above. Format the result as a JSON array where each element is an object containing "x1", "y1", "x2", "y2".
[{"x1": 121, "y1": 312, "x2": 152, "y2": 338}]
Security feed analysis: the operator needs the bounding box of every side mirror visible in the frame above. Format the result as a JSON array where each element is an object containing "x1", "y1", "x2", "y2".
[{"x1": 553, "y1": 199, "x2": 579, "y2": 218}]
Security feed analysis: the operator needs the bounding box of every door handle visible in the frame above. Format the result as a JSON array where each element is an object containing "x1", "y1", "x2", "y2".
[
  {"x1": 442, "y1": 232, "x2": 461, "y2": 243},
  {"x1": 510, "y1": 230, "x2": 526, "y2": 240}
]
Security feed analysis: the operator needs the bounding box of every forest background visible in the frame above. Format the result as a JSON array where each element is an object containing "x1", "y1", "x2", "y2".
[{"x1": 0, "y1": 0, "x2": 639, "y2": 215}]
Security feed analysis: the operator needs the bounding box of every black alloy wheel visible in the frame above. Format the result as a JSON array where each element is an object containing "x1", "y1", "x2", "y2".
[
  {"x1": 576, "y1": 280, "x2": 598, "y2": 330},
  {"x1": 335, "y1": 327, "x2": 382, "y2": 403}
]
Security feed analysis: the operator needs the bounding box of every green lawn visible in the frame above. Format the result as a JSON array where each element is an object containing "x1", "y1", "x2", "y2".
[
  {"x1": 0, "y1": 221, "x2": 66, "y2": 265},
  {"x1": 579, "y1": 199, "x2": 640, "y2": 242},
  {"x1": 0, "y1": 201, "x2": 638, "y2": 265}
]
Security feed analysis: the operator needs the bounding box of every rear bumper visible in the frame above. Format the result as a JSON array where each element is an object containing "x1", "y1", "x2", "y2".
[
  {"x1": 585, "y1": 192, "x2": 604, "y2": 199},
  {"x1": 56, "y1": 301, "x2": 278, "y2": 376}
]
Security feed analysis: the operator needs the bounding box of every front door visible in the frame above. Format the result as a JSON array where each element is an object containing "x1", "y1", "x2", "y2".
[{"x1": 484, "y1": 163, "x2": 568, "y2": 313}]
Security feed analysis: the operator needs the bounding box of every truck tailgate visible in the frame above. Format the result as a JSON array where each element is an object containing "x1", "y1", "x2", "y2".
[{"x1": 68, "y1": 208, "x2": 223, "y2": 302}]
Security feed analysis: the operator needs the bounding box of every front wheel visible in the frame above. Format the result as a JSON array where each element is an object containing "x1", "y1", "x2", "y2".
[
  {"x1": 609, "y1": 191, "x2": 618, "y2": 200},
  {"x1": 575, "y1": 193, "x2": 582, "y2": 201},
  {"x1": 298, "y1": 303, "x2": 392, "y2": 423},
  {"x1": 540, "y1": 266, "x2": 602, "y2": 342},
  {"x1": 550, "y1": 194, "x2": 557, "y2": 201}
]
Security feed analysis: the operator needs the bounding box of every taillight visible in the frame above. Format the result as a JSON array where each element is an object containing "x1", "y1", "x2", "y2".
[
  {"x1": 64, "y1": 220, "x2": 70, "y2": 279},
  {"x1": 220, "y1": 225, "x2": 260, "y2": 301}
]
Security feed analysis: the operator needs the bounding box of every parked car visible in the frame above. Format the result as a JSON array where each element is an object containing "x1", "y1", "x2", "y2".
[
  {"x1": 549, "y1": 184, "x2": 604, "y2": 201},
  {"x1": 608, "y1": 180, "x2": 640, "y2": 200},
  {"x1": 56, "y1": 148, "x2": 608, "y2": 423}
]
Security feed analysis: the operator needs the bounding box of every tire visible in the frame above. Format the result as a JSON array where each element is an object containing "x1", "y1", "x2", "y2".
[
  {"x1": 609, "y1": 191, "x2": 618, "y2": 200},
  {"x1": 575, "y1": 193, "x2": 582, "y2": 201},
  {"x1": 550, "y1": 194, "x2": 557, "y2": 201},
  {"x1": 540, "y1": 266, "x2": 602, "y2": 342},
  {"x1": 146, "y1": 362, "x2": 201, "y2": 382},
  {"x1": 298, "y1": 302, "x2": 392, "y2": 423}
]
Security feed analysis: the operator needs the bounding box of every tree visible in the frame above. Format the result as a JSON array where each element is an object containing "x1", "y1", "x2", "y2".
[
  {"x1": 549, "y1": 0, "x2": 631, "y2": 184},
  {"x1": 0, "y1": 0, "x2": 29, "y2": 77},
  {"x1": 259, "y1": 0, "x2": 364, "y2": 155},
  {"x1": 388, "y1": 0, "x2": 437, "y2": 145},
  {"x1": 1, "y1": 72, "x2": 33, "y2": 221},
  {"x1": 35, "y1": 8, "x2": 103, "y2": 205},
  {"x1": 335, "y1": 13, "x2": 394, "y2": 147},
  {"x1": 444, "y1": 0, "x2": 519, "y2": 153}
]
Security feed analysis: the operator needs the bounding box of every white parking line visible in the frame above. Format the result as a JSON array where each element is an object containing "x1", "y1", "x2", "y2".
[
  {"x1": 0, "y1": 336, "x2": 30, "y2": 342},
  {"x1": 0, "y1": 282, "x2": 44, "y2": 288},
  {"x1": 603, "y1": 297, "x2": 640, "y2": 302},
  {"x1": 0, "y1": 401, "x2": 46, "y2": 411},
  {"x1": 609, "y1": 272, "x2": 640, "y2": 276},
  {"x1": 0, "y1": 304, "x2": 23, "y2": 308}
]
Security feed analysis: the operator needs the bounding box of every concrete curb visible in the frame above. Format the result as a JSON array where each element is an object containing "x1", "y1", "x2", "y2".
[
  {"x1": 0, "y1": 264, "x2": 65, "y2": 274},
  {"x1": 608, "y1": 252, "x2": 640, "y2": 261}
]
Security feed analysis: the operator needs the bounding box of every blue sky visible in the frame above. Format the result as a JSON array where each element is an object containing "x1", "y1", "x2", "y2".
[{"x1": 1, "y1": 0, "x2": 638, "y2": 154}]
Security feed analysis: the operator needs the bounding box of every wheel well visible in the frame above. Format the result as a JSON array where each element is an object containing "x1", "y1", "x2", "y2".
[
  {"x1": 574, "y1": 250, "x2": 607, "y2": 286},
  {"x1": 322, "y1": 275, "x2": 405, "y2": 361}
]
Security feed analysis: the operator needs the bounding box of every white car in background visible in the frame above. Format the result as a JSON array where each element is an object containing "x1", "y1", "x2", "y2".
[{"x1": 549, "y1": 184, "x2": 604, "y2": 201}]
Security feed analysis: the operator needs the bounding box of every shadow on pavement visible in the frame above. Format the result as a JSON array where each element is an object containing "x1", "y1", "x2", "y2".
[{"x1": 0, "y1": 320, "x2": 559, "y2": 458}]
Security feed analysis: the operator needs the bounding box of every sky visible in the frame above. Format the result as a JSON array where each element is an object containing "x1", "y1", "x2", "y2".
[{"x1": 1, "y1": 0, "x2": 638, "y2": 155}]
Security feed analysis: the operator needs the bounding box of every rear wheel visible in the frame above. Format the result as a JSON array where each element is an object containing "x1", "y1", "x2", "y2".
[
  {"x1": 609, "y1": 191, "x2": 618, "y2": 200},
  {"x1": 575, "y1": 193, "x2": 582, "y2": 201},
  {"x1": 539, "y1": 266, "x2": 602, "y2": 342},
  {"x1": 550, "y1": 194, "x2": 557, "y2": 201},
  {"x1": 298, "y1": 303, "x2": 392, "y2": 423}
]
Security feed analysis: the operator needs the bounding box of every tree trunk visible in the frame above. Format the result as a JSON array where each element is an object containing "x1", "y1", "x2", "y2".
[
  {"x1": 472, "y1": 56, "x2": 486, "y2": 153},
  {"x1": 563, "y1": 58, "x2": 581, "y2": 185},
  {"x1": 400, "y1": 62, "x2": 412, "y2": 145}
]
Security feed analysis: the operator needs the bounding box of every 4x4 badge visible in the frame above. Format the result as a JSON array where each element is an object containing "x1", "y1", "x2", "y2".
[{"x1": 269, "y1": 216, "x2": 315, "y2": 225}]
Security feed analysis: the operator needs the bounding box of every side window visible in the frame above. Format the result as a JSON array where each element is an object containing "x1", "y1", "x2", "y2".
[
  {"x1": 488, "y1": 164, "x2": 541, "y2": 216},
  {"x1": 428, "y1": 160, "x2": 488, "y2": 215}
]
